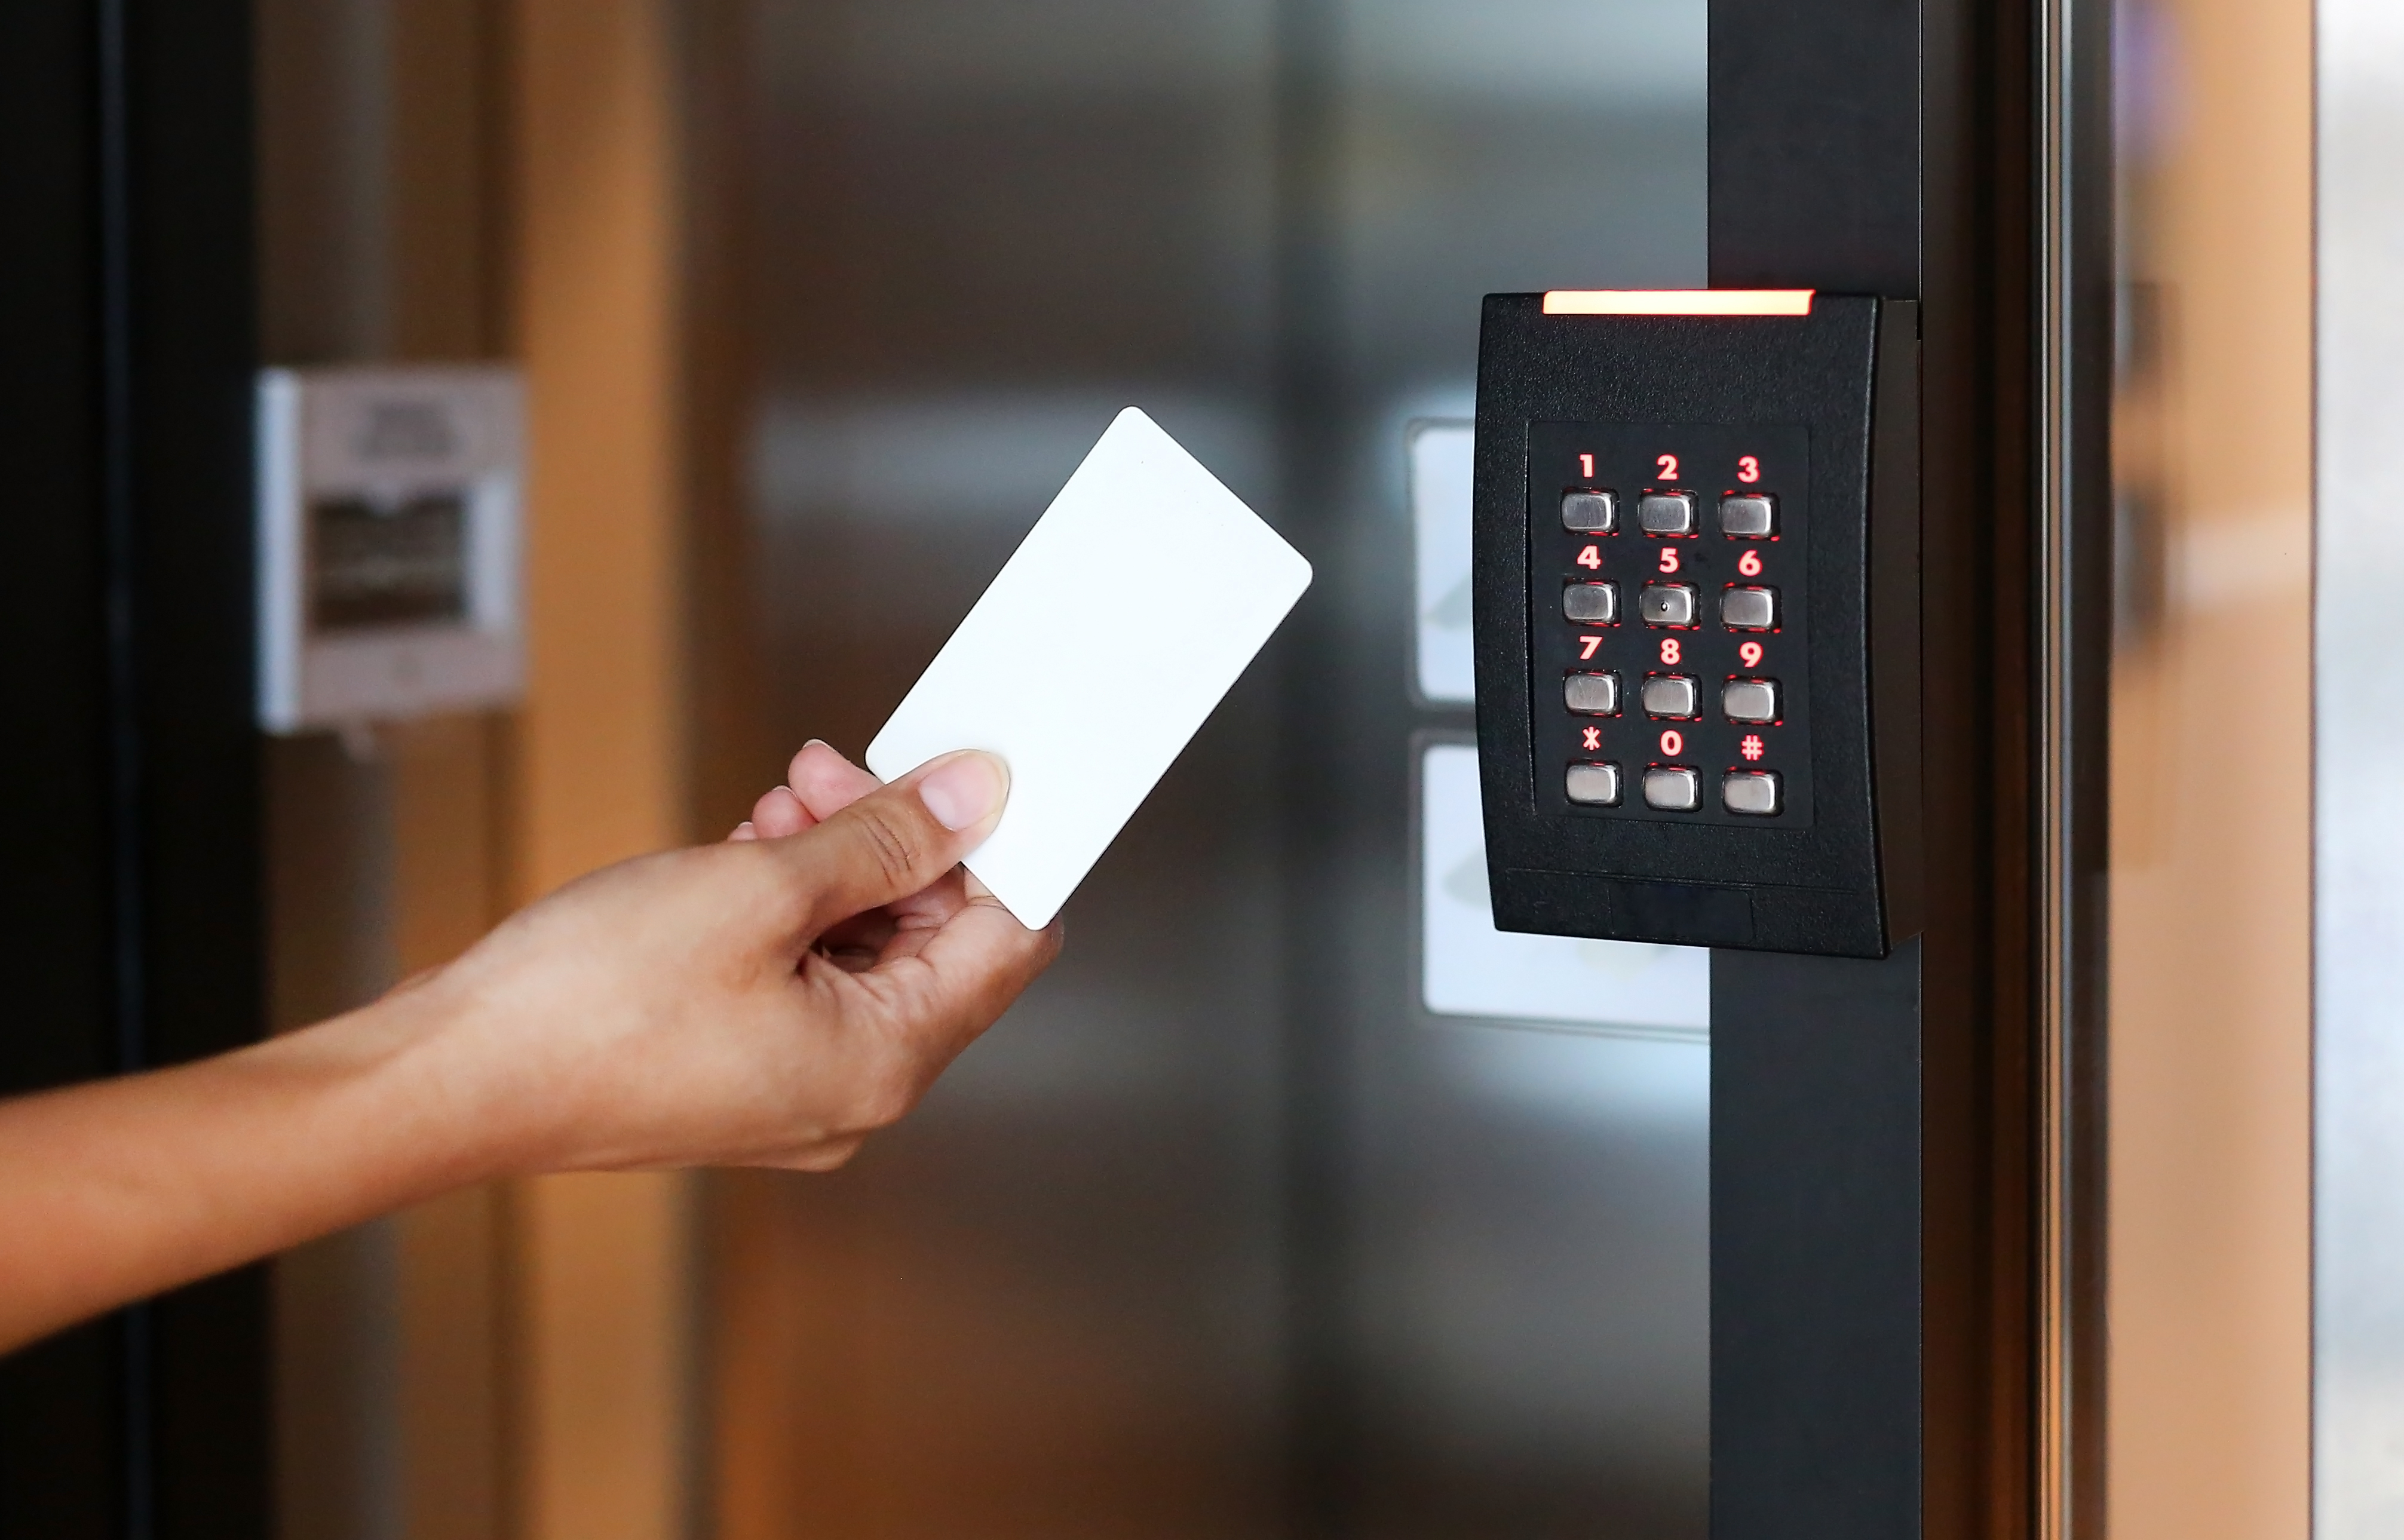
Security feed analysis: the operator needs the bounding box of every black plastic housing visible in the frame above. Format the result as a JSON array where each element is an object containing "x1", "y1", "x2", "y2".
[{"x1": 1473, "y1": 293, "x2": 1922, "y2": 958}]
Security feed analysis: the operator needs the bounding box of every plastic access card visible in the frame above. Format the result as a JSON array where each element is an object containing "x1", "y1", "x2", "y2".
[{"x1": 865, "y1": 406, "x2": 1312, "y2": 929}]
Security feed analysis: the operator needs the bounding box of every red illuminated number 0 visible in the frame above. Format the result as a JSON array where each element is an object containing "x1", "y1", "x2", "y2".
[
  {"x1": 1575, "y1": 544, "x2": 1602, "y2": 570},
  {"x1": 1577, "y1": 634, "x2": 1603, "y2": 661},
  {"x1": 1660, "y1": 637, "x2": 1682, "y2": 665},
  {"x1": 1738, "y1": 641, "x2": 1765, "y2": 668},
  {"x1": 1738, "y1": 549, "x2": 1763, "y2": 576},
  {"x1": 1657, "y1": 548, "x2": 1680, "y2": 574},
  {"x1": 1656, "y1": 453, "x2": 1680, "y2": 481},
  {"x1": 1579, "y1": 453, "x2": 1596, "y2": 479},
  {"x1": 1660, "y1": 729, "x2": 1685, "y2": 757},
  {"x1": 1737, "y1": 455, "x2": 1762, "y2": 484}
]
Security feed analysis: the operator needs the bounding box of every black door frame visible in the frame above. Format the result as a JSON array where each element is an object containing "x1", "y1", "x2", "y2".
[{"x1": 0, "y1": 3, "x2": 270, "y2": 1536}]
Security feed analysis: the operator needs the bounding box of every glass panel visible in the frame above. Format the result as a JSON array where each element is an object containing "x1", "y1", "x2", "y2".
[{"x1": 710, "y1": 1, "x2": 1709, "y2": 1532}]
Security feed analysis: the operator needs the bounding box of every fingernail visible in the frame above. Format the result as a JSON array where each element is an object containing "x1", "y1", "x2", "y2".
[{"x1": 918, "y1": 752, "x2": 1007, "y2": 831}]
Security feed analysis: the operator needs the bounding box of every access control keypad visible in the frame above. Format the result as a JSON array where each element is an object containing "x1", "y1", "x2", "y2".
[{"x1": 1528, "y1": 422, "x2": 1814, "y2": 827}]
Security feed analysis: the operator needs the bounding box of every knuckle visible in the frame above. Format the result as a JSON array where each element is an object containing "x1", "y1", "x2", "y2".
[{"x1": 850, "y1": 803, "x2": 928, "y2": 889}]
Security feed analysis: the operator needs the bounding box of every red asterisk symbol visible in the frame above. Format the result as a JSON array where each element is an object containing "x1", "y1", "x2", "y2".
[
  {"x1": 1581, "y1": 726, "x2": 1602, "y2": 751},
  {"x1": 1739, "y1": 734, "x2": 1766, "y2": 762}
]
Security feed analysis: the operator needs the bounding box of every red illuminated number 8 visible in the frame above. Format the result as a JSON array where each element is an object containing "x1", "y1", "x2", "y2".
[
  {"x1": 1660, "y1": 637, "x2": 1681, "y2": 665},
  {"x1": 1660, "y1": 729, "x2": 1684, "y2": 757}
]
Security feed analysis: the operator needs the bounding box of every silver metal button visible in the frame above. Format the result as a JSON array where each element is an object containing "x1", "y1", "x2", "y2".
[
  {"x1": 1563, "y1": 672, "x2": 1620, "y2": 714},
  {"x1": 1640, "y1": 673, "x2": 1698, "y2": 718},
  {"x1": 1642, "y1": 766, "x2": 1701, "y2": 811},
  {"x1": 1722, "y1": 771, "x2": 1782, "y2": 816},
  {"x1": 1722, "y1": 678, "x2": 1780, "y2": 722},
  {"x1": 1639, "y1": 583, "x2": 1697, "y2": 625},
  {"x1": 1638, "y1": 490, "x2": 1698, "y2": 535},
  {"x1": 1721, "y1": 585, "x2": 1779, "y2": 629},
  {"x1": 1718, "y1": 493, "x2": 1777, "y2": 537},
  {"x1": 1566, "y1": 762, "x2": 1622, "y2": 806},
  {"x1": 1562, "y1": 490, "x2": 1617, "y2": 533},
  {"x1": 1563, "y1": 582, "x2": 1618, "y2": 623}
]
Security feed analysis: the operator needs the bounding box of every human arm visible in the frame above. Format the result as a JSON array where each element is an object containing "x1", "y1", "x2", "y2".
[{"x1": 0, "y1": 745, "x2": 1057, "y2": 1353}]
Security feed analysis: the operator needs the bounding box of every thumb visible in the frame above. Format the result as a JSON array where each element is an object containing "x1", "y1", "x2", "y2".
[{"x1": 774, "y1": 750, "x2": 1009, "y2": 937}]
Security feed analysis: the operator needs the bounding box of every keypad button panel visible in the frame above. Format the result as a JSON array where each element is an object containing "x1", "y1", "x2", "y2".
[{"x1": 1526, "y1": 422, "x2": 1814, "y2": 827}]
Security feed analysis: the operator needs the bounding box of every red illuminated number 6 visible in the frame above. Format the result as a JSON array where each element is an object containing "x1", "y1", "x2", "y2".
[
  {"x1": 1738, "y1": 641, "x2": 1765, "y2": 668},
  {"x1": 1660, "y1": 729, "x2": 1684, "y2": 757},
  {"x1": 1660, "y1": 637, "x2": 1682, "y2": 665},
  {"x1": 1657, "y1": 548, "x2": 1680, "y2": 574},
  {"x1": 1737, "y1": 455, "x2": 1762, "y2": 484},
  {"x1": 1738, "y1": 549, "x2": 1763, "y2": 576},
  {"x1": 1656, "y1": 453, "x2": 1680, "y2": 481}
]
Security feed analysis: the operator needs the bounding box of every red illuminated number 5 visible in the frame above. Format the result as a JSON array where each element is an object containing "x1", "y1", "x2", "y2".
[
  {"x1": 1656, "y1": 453, "x2": 1680, "y2": 481},
  {"x1": 1737, "y1": 455, "x2": 1762, "y2": 483},
  {"x1": 1657, "y1": 548, "x2": 1680, "y2": 574}
]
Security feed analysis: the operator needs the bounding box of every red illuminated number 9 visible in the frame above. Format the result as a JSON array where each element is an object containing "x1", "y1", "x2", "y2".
[
  {"x1": 1737, "y1": 455, "x2": 1762, "y2": 484},
  {"x1": 1739, "y1": 641, "x2": 1765, "y2": 668},
  {"x1": 1738, "y1": 549, "x2": 1763, "y2": 576},
  {"x1": 1656, "y1": 453, "x2": 1680, "y2": 481},
  {"x1": 1660, "y1": 637, "x2": 1682, "y2": 665},
  {"x1": 1660, "y1": 729, "x2": 1684, "y2": 757}
]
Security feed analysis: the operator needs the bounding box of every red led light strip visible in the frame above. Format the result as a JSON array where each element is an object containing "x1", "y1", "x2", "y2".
[{"x1": 1542, "y1": 289, "x2": 1816, "y2": 317}]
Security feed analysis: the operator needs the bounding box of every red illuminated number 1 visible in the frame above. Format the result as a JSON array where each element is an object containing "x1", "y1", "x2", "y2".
[
  {"x1": 1737, "y1": 455, "x2": 1762, "y2": 483},
  {"x1": 1577, "y1": 634, "x2": 1603, "y2": 661},
  {"x1": 1579, "y1": 453, "x2": 1595, "y2": 479},
  {"x1": 1656, "y1": 453, "x2": 1681, "y2": 481}
]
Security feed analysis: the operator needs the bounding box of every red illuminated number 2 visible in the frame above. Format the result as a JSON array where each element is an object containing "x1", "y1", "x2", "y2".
[
  {"x1": 1577, "y1": 634, "x2": 1603, "y2": 661},
  {"x1": 1737, "y1": 455, "x2": 1762, "y2": 483},
  {"x1": 1656, "y1": 453, "x2": 1680, "y2": 481},
  {"x1": 1579, "y1": 453, "x2": 1595, "y2": 479}
]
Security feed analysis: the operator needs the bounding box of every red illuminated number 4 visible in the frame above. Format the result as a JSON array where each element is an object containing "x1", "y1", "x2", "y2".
[
  {"x1": 1575, "y1": 544, "x2": 1602, "y2": 570},
  {"x1": 1577, "y1": 634, "x2": 1603, "y2": 661},
  {"x1": 1737, "y1": 455, "x2": 1762, "y2": 484}
]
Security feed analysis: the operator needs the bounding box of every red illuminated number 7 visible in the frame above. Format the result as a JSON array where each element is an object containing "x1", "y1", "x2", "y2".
[{"x1": 1577, "y1": 634, "x2": 1603, "y2": 661}]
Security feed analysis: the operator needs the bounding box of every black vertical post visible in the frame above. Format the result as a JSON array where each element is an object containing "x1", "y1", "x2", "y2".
[
  {"x1": 1707, "y1": 2, "x2": 2038, "y2": 1539},
  {"x1": 0, "y1": 3, "x2": 269, "y2": 1536}
]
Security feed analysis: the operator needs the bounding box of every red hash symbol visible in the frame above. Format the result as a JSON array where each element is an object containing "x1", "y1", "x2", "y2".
[
  {"x1": 1581, "y1": 726, "x2": 1602, "y2": 751},
  {"x1": 1739, "y1": 734, "x2": 1767, "y2": 762}
]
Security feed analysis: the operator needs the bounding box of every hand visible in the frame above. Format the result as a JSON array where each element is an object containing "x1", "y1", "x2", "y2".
[{"x1": 410, "y1": 744, "x2": 1062, "y2": 1173}]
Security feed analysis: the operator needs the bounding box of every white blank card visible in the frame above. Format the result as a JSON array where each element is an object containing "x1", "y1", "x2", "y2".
[{"x1": 866, "y1": 407, "x2": 1312, "y2": 928}]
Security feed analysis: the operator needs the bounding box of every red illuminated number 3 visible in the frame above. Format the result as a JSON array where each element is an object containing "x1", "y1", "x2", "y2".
[
  {"x1": 1737, "y1": 455, "x2": 1762, "y2": 483},
  {"x1": 1656, "y1": 453, "x2": 1680, "y2": 481},
  {"x1": 1575, "y1": 544, "x2": 1602, "y2": 570},
  {"x1": 1579, "y1": 453, "x2": 1596, "y2": 479},
  {"x1": 1738, "y1": 549, "x2": 1763, "y2": 576},
  {"x1": 1660, "y1": 637, "x2": 1682, "y2": 665},
  {"x1": 1657, "y1": 548, "x2": 1680, "y2": 574}
]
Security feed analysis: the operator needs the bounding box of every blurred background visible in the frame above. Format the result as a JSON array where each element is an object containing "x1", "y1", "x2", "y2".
[{"x1": 256, "y1": 2, "x2": 1716, "y2": 1537}]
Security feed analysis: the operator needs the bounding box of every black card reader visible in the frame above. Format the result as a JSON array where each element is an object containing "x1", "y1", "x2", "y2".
[{"x1": 1471, "y1": 290, "x2": 1921, "y2": 958}]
